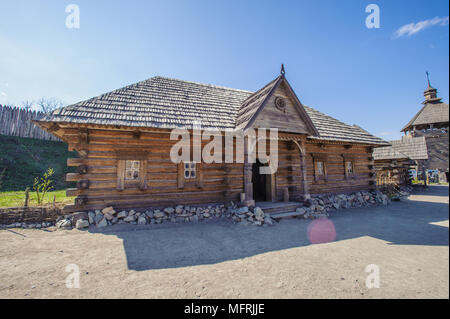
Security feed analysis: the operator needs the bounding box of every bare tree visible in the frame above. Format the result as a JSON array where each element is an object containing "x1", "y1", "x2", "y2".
[
  {"x1": 22, "y1": 100, "x2": 35, "y2": 111},
  {"x1": 36, "y1": 97, "x2": 64, "y2": 113}
]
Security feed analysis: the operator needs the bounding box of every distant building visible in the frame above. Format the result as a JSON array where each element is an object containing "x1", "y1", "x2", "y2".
[
  {"x1": 374, "y1": 75, "x2": 449, "y2": 185},
  {"x1": 401, "y1": 76, "x2": 449, "y2": 183},
  {"x1": 373, "y1": 136, "x2": 428, "y2": 186}
]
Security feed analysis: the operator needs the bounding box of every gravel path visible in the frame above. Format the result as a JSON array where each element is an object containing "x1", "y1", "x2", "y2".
[{"x1": 0, "y1": 186, "x2": 448, "y2": 298}]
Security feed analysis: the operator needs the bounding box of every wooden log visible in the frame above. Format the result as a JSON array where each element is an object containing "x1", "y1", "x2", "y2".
[
  {"x1": 67, "y1": 158, "x2": 83, "y2": 166},
  {"x1": 139, "y1": 159, "x2": 148, "y2": 190},
  {"x1": 77, "y1": 164, "x2": 89, "y2": 174},
  {"x1": 76, "y1": 180, "x2": 90, "y2": 189},
  {"x1": 196, "y1": 163, "x2": 204, "y2": 188},
  {"x1": 177, "y1": 162, "x2": 184, "y2": 189},
  {"x1": 66, "y1": 188, "x2": 78, "y2": 197},
  {"x1": 75, "y1": 195, "x2": 88, "y2": 206}
]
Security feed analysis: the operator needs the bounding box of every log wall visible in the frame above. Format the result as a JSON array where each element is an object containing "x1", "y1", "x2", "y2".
[
  {"x1": 304, "y1": 142, "x2": 376, "y2": 194},
  {"x1": 59, "y1": 126, "x2": 377, "y2": 212},
  {"x1": 273, "y1": 140, "x2": 304, "y2": 201},
  {"x1": 62, "y1": 128, "x2": 244, "y2": 212},
  {"x1": 374, "y1": 159, "x2": 413, "y2": 186}
]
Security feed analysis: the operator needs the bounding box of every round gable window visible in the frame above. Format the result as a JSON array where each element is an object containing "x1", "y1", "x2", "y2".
[{"x1": 274, "y1": 96, "x2": 287, "y2": 112}]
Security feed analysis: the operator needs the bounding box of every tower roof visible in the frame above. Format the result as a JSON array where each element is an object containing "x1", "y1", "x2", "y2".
[{"x1": 402, "y1": 78, "x2": 448, "y2": 132}]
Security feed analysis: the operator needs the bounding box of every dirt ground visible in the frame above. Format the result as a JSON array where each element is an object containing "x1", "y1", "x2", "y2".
[{"x1": 0, "y1": 185, "x2": 448, "y2": 299}]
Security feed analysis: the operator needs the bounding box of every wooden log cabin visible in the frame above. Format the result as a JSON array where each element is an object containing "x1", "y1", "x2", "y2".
[
  {"x1": 373, "y1": 136, "x2": 428, "y2": 186},
  {"x1": 35, "y1": 68, "x2": 389, "y2": 213}
]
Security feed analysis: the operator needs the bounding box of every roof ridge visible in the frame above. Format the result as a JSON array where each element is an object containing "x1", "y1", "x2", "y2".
[
  {"x1": 63, "y1": 75, "x2": 252, "y2": 111},
  {"x1": 151, "y1": 76, "x2": 253, "y2": 93}
]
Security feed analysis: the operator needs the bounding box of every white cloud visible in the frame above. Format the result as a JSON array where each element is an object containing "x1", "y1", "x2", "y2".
[
  {"x1": 392, "y1": 16, "x2": 449, "y2": 39},
  {"x1": 1, "y1": 92, "x2": 7, "y2": 97}
]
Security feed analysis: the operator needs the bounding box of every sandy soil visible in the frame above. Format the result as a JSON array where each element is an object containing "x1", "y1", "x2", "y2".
[{"x1": 0, "y1": 186, "x2": 448, "y2": 299}]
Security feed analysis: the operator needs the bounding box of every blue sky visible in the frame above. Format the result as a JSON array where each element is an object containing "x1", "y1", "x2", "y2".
[{"x1": 0, "y1": 0, "x2": 448, "y2": 140}]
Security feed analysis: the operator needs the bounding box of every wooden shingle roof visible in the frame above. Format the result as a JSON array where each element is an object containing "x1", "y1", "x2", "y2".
[
  {"x1": 38, "y1": 75, "x2": 388, "y2": 145},
  {"x1": 373, "y1": 136, "x2": 428, "y2": 160},
  {"x1": 401, "y1": 102, "x2": 449, "y2": 131},
  {"x1": 373, "y1": 145, "x2": 409, "y2": 160},
  {"x1": 303, "y1": 106, "x2": 387, "y2": 145},
  {"x1": 43, "y1": 76, "x2": 251, "y2": 130}
]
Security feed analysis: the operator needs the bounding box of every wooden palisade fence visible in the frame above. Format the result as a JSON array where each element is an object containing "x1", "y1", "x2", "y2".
[{"x1": 0, "y1": 105, "x2": 60, "y2": 141}]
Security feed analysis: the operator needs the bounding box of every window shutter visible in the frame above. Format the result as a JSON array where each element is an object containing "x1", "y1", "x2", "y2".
[
  {"x1": 178, "y1": 162, "x2": 184, "y2": 189},
  {"x1": 117, "y1": 159, "x2": 125, "y2": 191},
  {"x1": 196, "y1": 163, "x2": 204, "y2": 188},
  {"x1": 314, "y1": 161, "x2": 319, "y2": 182},
  {"x1": 139, "y1": 159, "x2": 148, "y2": 190}
]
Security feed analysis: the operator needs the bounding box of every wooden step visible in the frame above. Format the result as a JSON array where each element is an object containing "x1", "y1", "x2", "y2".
[
  {"x1": 269, "y1": 211, "x2": 304, "y2": 219},
  {"x1": 259, "y1": 203, "x2": 303, "y2": 215}
]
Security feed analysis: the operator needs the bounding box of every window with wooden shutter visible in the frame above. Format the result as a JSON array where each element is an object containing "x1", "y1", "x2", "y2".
[
  {"x1": 311, "y1": 153, "x2": 328, "y2": 182},
  {"x1": 115, "y1": 151, "x2": 148, "y2": 190},
  {"x1": 178, "y1": 161, "x2": 203, "y2": 188},
  {"x1": 342, "y1": 154, "x2": 356, "y2": 179}
]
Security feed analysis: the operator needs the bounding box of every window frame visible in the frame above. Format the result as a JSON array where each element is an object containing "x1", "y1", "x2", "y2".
[
  {"x1": 177, "y1": 160, "x2": 203, "y2": 189},
  {"x1": 115, "y1": 151, "x2": 148, "y2": 191},
  {"x1": 125, "y1": 160, "x2": 141, "y2": 181},
  {"x1": 316, "y1": 161, "x2": 325, "y2": 176},
  {"x1": 342, "y1": 154, "x2": 357, "y2": 180},
  {"x1": 183, "y1": 161, "x2": 197, "y2": 179},
  {"x1": 345, "y1": 161, "x2": 354, "y2": 175},
  {"x1": 311, "y1": 153, "x2": 328, "y2": 182}
]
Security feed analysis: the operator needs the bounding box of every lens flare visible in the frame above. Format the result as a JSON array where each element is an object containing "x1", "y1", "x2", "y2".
[{"x1": 307, "y1": 217, "x2": 336, "y2": 244}]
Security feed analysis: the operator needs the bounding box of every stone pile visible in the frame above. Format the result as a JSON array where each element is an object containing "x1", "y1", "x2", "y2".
[
  {"x1": 55, "y1": 204, "x2": 231, "y2": 230},
  {"x1": 295, "y1": 190, "x2": 390, "y2": 219},
  {"x1": 229, "y1": 206, "x2": 275, "y2": 227},
  {"x1": 2, "y1": 221, "x2": 54, "y2": 229}
]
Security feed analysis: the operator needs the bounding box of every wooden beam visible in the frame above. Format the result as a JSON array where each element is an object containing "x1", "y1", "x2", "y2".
[
  {"x1": 77, "y1": 165, "x2": 89, "y2": 174},
  {"x1": 177, "y1": 162, "x2": 184, "y2": 189},
  {"x1": 66, "y1": 188, "x2": 79, "y2": 197},
  {"x1": 76, "y1": 180, "x2": 90, "y2": 189},
  {"x1": 67, "y1": 158, "x2": 83, "y2": 167},
  {"x1": 117, "y1": 160, "x2": 125, "y2": 191},
  {"x1": 66, "y1": 173, "x2": 81, "y2": 182},
  {"x1": 139, "y1": 159, "x2": 147, "y2": 190}
]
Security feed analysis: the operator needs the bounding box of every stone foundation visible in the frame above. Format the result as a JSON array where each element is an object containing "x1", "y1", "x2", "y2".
[
  {"x1": 0, "y1": 189, "x2": 402, "y2": 230},
  {"x1": 299, "y1": 189, "x2": 391, "y2": 219},
  {"x1": 53, "y1": 203, "x2": 276, "y2": 230}
]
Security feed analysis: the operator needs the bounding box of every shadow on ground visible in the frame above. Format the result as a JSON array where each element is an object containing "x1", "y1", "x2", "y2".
[{"x1": 89, "y1": 186, "x2": 449, "y2": 271}]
